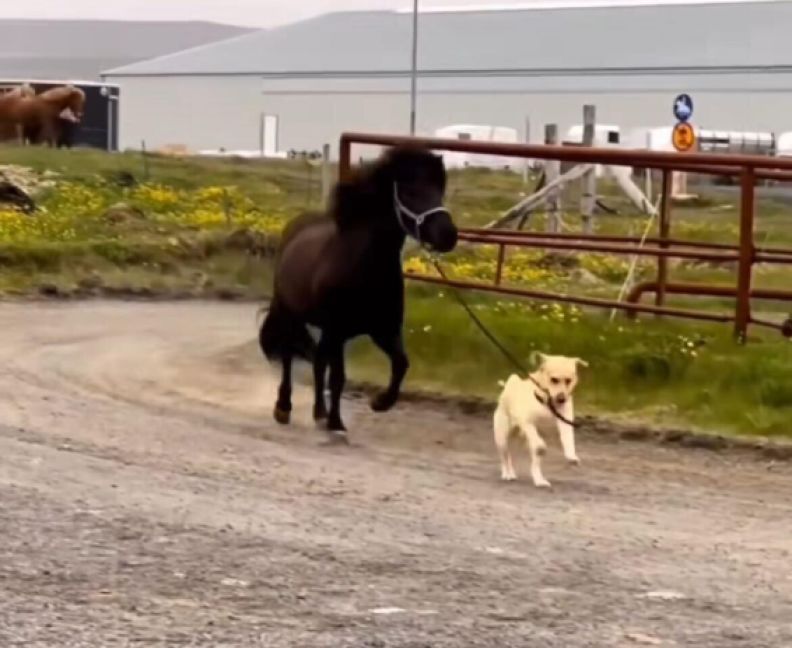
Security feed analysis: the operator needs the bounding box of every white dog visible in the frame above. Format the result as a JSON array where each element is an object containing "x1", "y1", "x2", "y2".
[{"x1": 493, "y1": 353, "x2": 587, "y2": 488}]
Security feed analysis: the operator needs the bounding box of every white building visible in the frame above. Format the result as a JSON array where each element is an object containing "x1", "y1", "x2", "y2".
[{"x1": 103, "y1": 0, "x2": 792, "y2": 157}]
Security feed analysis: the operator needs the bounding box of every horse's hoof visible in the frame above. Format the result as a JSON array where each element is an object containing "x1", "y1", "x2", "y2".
[
  {"x1": 313, "y1": 404, "x2": 328, "y2": 421},
  {"x1": 322, "y1": 431, "x2": 350, "y2": 446},
  {"x1": 370, "y1": 391, "x2": 397, "y2": 413},
  {"x1": 273, "y1": 406, "x2": 291, "y2": 425},
  {"x1": 326, "y1": 418, "x2": 347, "y2": 434}
]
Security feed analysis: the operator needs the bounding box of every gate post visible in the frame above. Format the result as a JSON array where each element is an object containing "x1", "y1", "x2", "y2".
[
  {"x1": 734, "y1": 168, "x2": 756, "y2": 342},
  {"x1": 339, "y1": 136, "x2": 352, "y2": 182},
  {"x1": 655, "y1": 169, "x2": 673, "y2": 311}
]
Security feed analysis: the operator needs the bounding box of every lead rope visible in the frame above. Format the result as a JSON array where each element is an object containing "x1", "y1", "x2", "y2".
[{"x1": 424, "y1": 254, "x2": 579, "y2": 429}]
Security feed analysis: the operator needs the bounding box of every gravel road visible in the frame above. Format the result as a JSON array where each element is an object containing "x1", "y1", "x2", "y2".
[{"x1": 0, "y1": 301, "x2": 790, "y2": 647}]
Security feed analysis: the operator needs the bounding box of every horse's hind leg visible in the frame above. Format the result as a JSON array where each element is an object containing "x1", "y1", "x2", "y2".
[
  {"x1": 274, "y1": 353, "x2": 293, "y2": 425},
  {"x1": 369, "y1": 331, "x2": 409, "y2": 413},
  {"x1": 325, "y1": 339, "x2": 348, "y2": 436}
]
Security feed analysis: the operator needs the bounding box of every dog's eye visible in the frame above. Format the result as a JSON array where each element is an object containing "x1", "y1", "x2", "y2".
[
  {"x1": 550, "y1": 378, "x2": 560, "y2": 385},
  {"x1": 565, "y1": 379, "x2": 572, "y2": 386}
]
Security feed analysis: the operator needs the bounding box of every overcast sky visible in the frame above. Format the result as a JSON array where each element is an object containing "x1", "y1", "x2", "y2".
[{"x1": 0, "y1": 0, "x2": 776, "y2": 28}]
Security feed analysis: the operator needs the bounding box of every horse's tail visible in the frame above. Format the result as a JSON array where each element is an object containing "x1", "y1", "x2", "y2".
[{"x1": 258, "y1": 298, "x2": 315, "y2": 363}]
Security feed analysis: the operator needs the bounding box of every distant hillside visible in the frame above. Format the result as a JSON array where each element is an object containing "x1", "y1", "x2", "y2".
[{"x1": 0, "y1": 19, "x2": 254, "y2": 81}]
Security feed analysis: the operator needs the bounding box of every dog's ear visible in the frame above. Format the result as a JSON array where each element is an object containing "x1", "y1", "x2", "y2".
[
  {"x1": 529, "y1": 351, "x2": 547, "y2": 368},
  {"x1": 574, "y1": 357, "x2": 589, "y2": 369}
]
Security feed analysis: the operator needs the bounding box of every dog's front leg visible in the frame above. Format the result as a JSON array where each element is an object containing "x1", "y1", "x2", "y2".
[
  {"x1": 521, "y1": 423, "x2": 550, "y2": 488},
  {"x1": 557, "y1": 404, "x2": 580, "y2": 465}
]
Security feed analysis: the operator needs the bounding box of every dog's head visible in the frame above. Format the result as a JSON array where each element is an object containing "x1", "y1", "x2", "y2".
[{"x1": 530, "y1": 352, "x2": 588, "y2": 406}]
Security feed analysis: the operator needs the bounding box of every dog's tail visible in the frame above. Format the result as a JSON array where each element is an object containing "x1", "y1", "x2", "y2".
[{"x1": 258, "y1": 298, "x2": 315, "y2": 363}]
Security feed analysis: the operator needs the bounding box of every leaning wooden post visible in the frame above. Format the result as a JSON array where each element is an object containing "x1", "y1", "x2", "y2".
[
  {"x1": 544, "y1": 124, "x2": 561, "y2": 234},
  {"x1": 321, "y1": 143, "x2": 332, "y2": 205},
  {"x1": 580, "y1": 105, "x2": 597, "y2": 234}
]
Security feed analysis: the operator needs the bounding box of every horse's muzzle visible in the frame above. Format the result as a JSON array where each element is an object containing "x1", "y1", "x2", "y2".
[{"x1": 429, "y1": 224, "x2": 458, "y2": 253}]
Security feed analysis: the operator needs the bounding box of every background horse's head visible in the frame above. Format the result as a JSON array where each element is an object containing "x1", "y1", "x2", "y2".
[
  {"x1": 333, "y1": 145, "x2": 458, "y2": 253},
  {"x1": 39, "y1": 85, "x2": 86, "y2": 121},
  {"x1": 7, "y1": 84, "x2": 35, "y2": 99}
]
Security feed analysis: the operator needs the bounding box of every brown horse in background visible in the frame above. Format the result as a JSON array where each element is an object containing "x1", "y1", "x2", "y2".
[
  {"x1": 7, "y1": 84, "x2": 35, "y2": 99},
  {"x1": 0, "y1": 84, "x2": 85, "y2": 146}
]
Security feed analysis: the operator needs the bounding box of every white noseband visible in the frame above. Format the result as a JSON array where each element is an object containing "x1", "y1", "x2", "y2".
[{"x1": 393, "y1": 183, "x2": 449, "y2": 245}]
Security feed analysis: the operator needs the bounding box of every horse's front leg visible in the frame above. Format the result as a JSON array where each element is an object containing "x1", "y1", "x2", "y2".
[
  {"x1": 369, "y1": 331, "x2": 409, "y2": 413},
  {"x1": 325, "y1": 337, "x2": 348, "y2": 437},
  {"x1": 273, "y1": 352, "x2": 293, "y2": 425}
]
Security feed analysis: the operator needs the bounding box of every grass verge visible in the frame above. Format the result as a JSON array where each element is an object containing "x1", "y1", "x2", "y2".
[{"x1": 348, "y1": 288, "x2": 792, "y2": 439}]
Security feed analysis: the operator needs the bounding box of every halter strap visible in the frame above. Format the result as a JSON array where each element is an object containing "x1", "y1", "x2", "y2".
[
  {"x1": 527, "y1": 374, "x2": 578, "y2": 428},
  {"x1": 393, "y1": 183, "x2": 450, "y2": 245}
]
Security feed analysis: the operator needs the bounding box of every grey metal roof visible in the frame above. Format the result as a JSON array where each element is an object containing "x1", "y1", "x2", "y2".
[
  {"x1": 0, "y1": 20, "x2": 252, "y2": 81},
  {"x1": 104, "y1": 1, "x2": 792, "y2": 78}
]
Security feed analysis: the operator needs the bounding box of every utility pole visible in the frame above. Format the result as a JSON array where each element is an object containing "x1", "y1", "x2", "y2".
[{"x1": 409, "y1": 0, "x2": 419, "y2": 135}]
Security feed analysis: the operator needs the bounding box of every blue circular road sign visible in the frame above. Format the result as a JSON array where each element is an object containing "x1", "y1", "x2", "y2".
[{"x1": 673, "y1": 94, "x2": 694, "y2": 122}]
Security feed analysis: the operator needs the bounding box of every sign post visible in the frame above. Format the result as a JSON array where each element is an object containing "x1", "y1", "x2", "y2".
[
  {"x1": 671, "y1": 93, "x2": 695, "y2": 197},
  {"x1": 671, "y1": 93, "x2": 696, "y2": 153}
]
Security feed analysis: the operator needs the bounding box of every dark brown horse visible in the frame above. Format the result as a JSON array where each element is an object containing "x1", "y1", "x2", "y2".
[{"x1": 258, "y1": 145, "x2": 459, "y2": 440}]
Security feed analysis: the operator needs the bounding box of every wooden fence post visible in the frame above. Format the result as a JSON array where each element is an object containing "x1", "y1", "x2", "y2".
[
  {"x1": 655, "y1": 169, "x2": 673, "y2": 312},
  {"x1": 581, "y1": 105, "x2": 596, "y2": 234},
  {"x1": 321, "y1": 143, "x2": 332, "y2": 205},
  {"x1": 734, "y1": 168, "x2": 756, "y2": 342},
  {"x1": 545, "y1": 124, "x2": 561, "y2": 234},
  {"x1": 522, "y1": 116, "x2": 531, "y2": 186}
]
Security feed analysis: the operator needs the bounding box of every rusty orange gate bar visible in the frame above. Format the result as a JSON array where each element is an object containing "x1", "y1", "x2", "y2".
[{"x1": 339, "y1": 132, "x2": 792, "y2": 341}]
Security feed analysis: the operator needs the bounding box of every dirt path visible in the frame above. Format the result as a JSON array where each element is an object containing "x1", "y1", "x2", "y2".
[{"x1": 0, "y1": 301, "x2": 790, "y2": 647}]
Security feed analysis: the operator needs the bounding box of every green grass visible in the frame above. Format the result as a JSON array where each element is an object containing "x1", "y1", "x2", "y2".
[
  {"x1": 0, "y1": 145, "x2": 328, "y2": 208},
  {"x1": 349, "y1": 288, "x2": 792, "y2": 439},
  {"x1": 2, "y1": 145, "x2": 791, "y2": 440}
]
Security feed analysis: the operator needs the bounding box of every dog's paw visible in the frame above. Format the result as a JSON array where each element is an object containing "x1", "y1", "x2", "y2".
[
  {"x1": 500, "y1": 472, "x2": 517, "y2": 482},
  {"x1": 566, "y1": 455, "x2": 581, "y2": 466},
  {"x1": 533, "y1": 478, "x2": 552, "y2": 489}
]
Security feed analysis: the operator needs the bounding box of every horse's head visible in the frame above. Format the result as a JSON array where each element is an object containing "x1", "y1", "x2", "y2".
[
  {"x1": 41, "y1": 85, "x2": 86, "y2": 121},
  {"x1": 377, "y1": 145, "x2": 458, "y2": 253},
  {"x1": 334, "y1": 145, "x2": 458, "y2": 253},
  {"x1": 65, "y1": 86, "x2": 86, "y2": 121}
]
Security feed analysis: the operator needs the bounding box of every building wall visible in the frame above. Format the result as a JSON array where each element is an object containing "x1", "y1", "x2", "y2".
[
  {"x1": 108, "y1": 75, "x2": 265, "y2": 152},
  {"x1": 109, "y1": 71, "x2": 792, "y2": 156}
]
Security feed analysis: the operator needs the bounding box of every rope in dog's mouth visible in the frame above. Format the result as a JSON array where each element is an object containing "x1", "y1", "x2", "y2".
[{"x1": 424, "y1": 254, "x2": 579, "y2": 429}]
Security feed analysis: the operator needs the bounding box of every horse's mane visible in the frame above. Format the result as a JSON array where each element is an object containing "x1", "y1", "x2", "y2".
[{"x1": 329, "y1": 145, "x2": 444, "y2": 230}]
